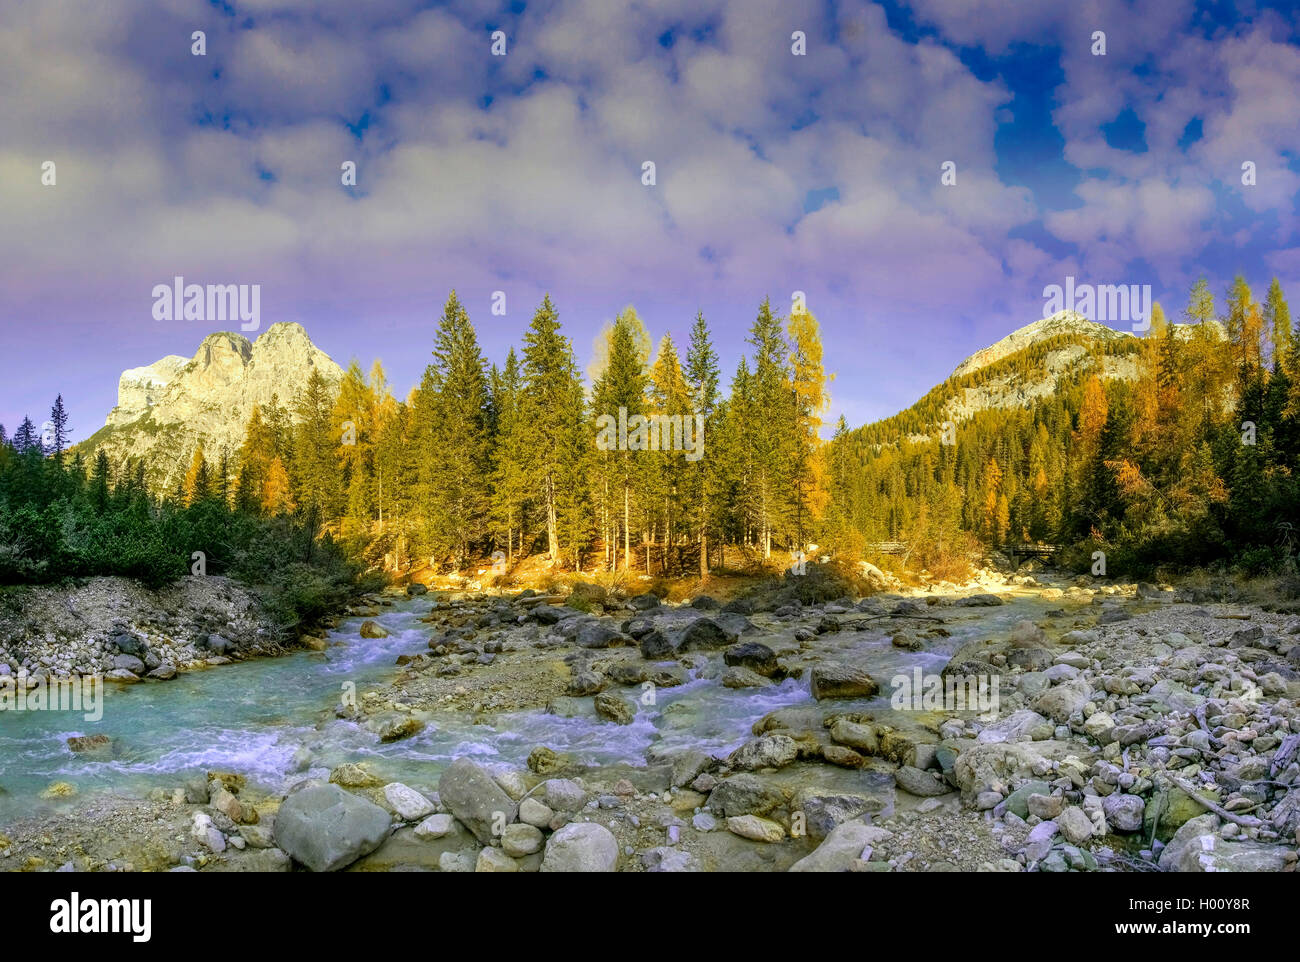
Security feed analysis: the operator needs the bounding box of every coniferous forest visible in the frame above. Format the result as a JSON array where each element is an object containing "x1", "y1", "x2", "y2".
[{"x1": 2, "y1": 276, "x2": 1298, "y2": 595}]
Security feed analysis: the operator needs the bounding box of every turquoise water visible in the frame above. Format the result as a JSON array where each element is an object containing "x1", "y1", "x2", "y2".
[{"x1": 0, "y1": 592, "x2": 1059, "y2": 824}]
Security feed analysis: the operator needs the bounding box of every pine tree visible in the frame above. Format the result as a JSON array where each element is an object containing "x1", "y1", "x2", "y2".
[
  {"x1": 519, "y1": 295, "x2": 586, "y2": 563},
  {"x1": 685, "y1": 311, "x2": 721, "y2": 576},
  {"x1": 183, "y1": 445, "x2": 210, "y2": 505}
]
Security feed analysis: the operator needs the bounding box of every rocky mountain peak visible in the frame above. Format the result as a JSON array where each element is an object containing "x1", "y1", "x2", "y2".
[
  {"x1": 80, "y1": 322, "x2": 344, "y2": 492},
  {"x1": 950, "y1": 310, "x2": 1134, "y2": 379}
]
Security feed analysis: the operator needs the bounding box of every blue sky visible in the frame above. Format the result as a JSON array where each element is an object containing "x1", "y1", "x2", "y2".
[{"x1": 2, "y1": 0, "x2": 1299, "y2": 443}]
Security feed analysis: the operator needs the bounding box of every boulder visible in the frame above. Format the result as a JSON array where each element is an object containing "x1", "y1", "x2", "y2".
[
  {"x1": 273, "y1": 784, "x2": 392, "y2": 872},
  {"x1": 438, "y1": 758, "x2": 518, "y2": 844},
  {"x1": 541, "y1": 822, "x2": 619, "y2": 872},
  {"x1": 809, "y1": 663, "x2": 879, "y2": 700}
]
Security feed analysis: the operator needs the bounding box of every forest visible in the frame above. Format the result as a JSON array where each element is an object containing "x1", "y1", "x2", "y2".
[{"x1": 0, "y1": 275, "x2": 1297, "y2": 599}]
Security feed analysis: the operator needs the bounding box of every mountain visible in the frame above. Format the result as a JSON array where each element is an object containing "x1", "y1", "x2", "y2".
[
  {"x1": 77, "y1": 322, "x2": 343, "y2": 492},
  {"x1": 856, "y1": 310, "x2": 1225, "y2": 445}
]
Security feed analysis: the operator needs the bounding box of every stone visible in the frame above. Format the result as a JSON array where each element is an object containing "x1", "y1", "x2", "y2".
[
  {"x1": 708, "y1": 774, "x2": 784, "y2": 817},
  {"x1": 809, "y1": 663, "x2": 879, "y2": 699},
  {"x1": 727, "y1": 735, "x2": 799, "y2": 772},
  {"x1": 593, "y1": 691, "x2": 635, "y2": 725},
  {"x1": 383, "y1": 783, "x2": 436, "y2": 821},
  {"x1": 722, "y1": 666, "x2": 774, "y2": 689},
  {"x1": 438, "y1": 758, "x2": 518, "y2": 844},
  {"x1": 519, "y1": 797, "x2": 554, "y2": 828},
  {"x1": 726, "y1": 814, "x2": 785, "y2": 842},
  {"x1": 541, "y1": 778, "x2": 589, "y2": 812},
  {"x1": 642, "y1": 847, "x2": 700, "y2": 872},
  {"x1": 66, "y1": 734, "x2": 112, "y2": 757},
  {"x1": 476, "y1": 847, "x2": 519, "y2": 872},
  {"x1": 273, "y1": 784, "x2": 392, "y2": 872},
  {"x1": 359, "y1": 620, "x2": 389, "y2": 639},
  {"x1": 413, "y1": 814, "x2": 455, "y2": 840},
  {"x1": 541, "y1": 822, "x2": 619, "y2": 872},
  {"x1": 894, "y1": 766, "x2": 949, "y2": 797},
  {"x1": 1026, "y1": 793, "x2": 1064, "y2": 819},
  {"x1": 829, "y1": 718, "x2": 878, "y2": 754},
  {"x1": 378, "y1": 717, "x2": 425, "y2": 742},
  {"x1": 724, "y1": 642, "x2": 780, "y2": 676},
  {"x1": 1102, "y1": 793, "x2": 1145, "y2": 832},
  {"x1": 1056, "y1": 806, "x2": 1096, "y2": 845},
  {"x1": 789, "y1": 820, "x2": 893, "y2": 872},
  {"x1": 1031, "y1": 678, "x2": 1093, "y2": 723},
  {"x1": 329, "y1": 763, "x2": 384, "y2": 788},
  {"x1": 502, "y1": 823, "x2": 544, "y2": 857}
]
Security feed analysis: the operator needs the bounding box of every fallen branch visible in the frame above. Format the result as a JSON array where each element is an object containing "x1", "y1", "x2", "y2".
[{"x1": 1164, "y1": 773, "x2": 1264, "y2": 828}]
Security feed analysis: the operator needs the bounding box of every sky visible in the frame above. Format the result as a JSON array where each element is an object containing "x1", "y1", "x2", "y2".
[{"x1": 3, "y1": 0, "x2": 1300, "y2": 443}]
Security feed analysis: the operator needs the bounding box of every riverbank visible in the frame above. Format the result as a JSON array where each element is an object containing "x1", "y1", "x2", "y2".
[{"x1": 1, "y1": 563, "x2": 1297, "y2": 872}]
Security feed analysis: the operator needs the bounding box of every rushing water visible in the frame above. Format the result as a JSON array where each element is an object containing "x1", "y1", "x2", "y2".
[{"x1": 0, "y1": 591, "x2": 1062, "y2": 825}]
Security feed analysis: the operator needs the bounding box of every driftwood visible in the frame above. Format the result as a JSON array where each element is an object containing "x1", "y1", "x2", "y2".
[
  {"x1": 1164, "y1": 773, "x2": 1264, "y2": 828},
  {"x1": 1270, "y1": 733, "x2": 1300, "y2": 777}
]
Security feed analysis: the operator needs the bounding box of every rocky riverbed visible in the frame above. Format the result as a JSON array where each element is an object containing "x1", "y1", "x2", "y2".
[{"x1": 1, "y1": 565, "x2": 1298, "y2": 872}]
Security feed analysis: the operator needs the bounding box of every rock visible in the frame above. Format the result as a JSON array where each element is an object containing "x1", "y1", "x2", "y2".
[
  {"x1": 727, "y1": 735, "x2": 799, "y2": 772},
  {"x1": 476, "y1": 847, "x2": 519, "y2": 872},
  {"x1": 103, "y1": 668, "x2": 140, "y2": 683},
  {"x1": 438, "y1": 758, "x2": 518, "y2": 844},
  {"x1": 541, "y1": 822, "x2": 619, "y2": 872},
  {"x1": 528, "y1": 746, "x2": 578, "y2": 776},
  {"x1": 566, "y1": 671, "x2": 605, "y2": 696},
  {"x1": 726, "y1": 814, "x2": 785, "y2": 842},
  {"x1": 541, "y1": 778, "x2": 589, "y2": 812},
  {"x1": 629, "y1": 593, "x2": 661, "y2": 611},
  {"x1": 1026, "y1": 793, "x2": 1064, "y2": 819},
  {"x1": 111, "y1": 653, "x2": 146, "y2": 673},
  {"x1": 789, "y1": 819, "x2": 894, "y2": 872},
  {"x1": 383, "y1": 783, "x2": 436, "y2": 821},
  {"x1": 438, "y1": 851, "x2": 475, "y2": 873},
  {"x1": 722, "y1": 666, "x2": 774, "y2": 689},
  {"x1": 593, "y1": 691, "x2": 635, "y2": 725},
  {"x1": 1157, "y1": 813, "x2": 1222, "y2": 871},
  {"x1": 809, "y1": 663, "x2": 879, "y2": 700},
  {"x1": 1031, "y1": 678, "x2": 1093, "y2": 723},
  {"x1": 723, "y1": 641, "x2": 780, "y2": 676},
  {"x1": 145, "y1": 664, "x2": 177, "y2": 680},
  {"x1": 829, "y1": 718, "x2": 878, "y2": 754},
  {"x1": 273, "y1": 784, "x2": 392, "y2": 872},
  {"x1": 414, "y1": 814, "x2": 455, "y2": 840},
  {"x1": 203, "y1": 633, "x2": 233, "y2": 654},
  {"x1": 976, "y1": 710, "x2": 1052, "y2": 743},
  {"x1": 519, "y1": 797, "x2": 555, "y2": 828},
  {"x1": 1056, "y1": 806, "x2": 1096, "y2": 845},
  {"x1": 406, "y1": 583, "x2": 429, "y2": 595},
  {"x1": 1102, "y1": 794, "x2": 1145, "y2": 832},
  {"x1": 502, "y1": 823, "x2": 544, "y2": 857},
  {"x1": 329, "y1": 763, "x2": 384, "y2": 788},
  {"x1": 191, "y1": 812, "x2": 226, "y2": 853},
  {"x1": 359, "y1": 620, "x2": 389, "y2": 639},
  {"x1": 643, "y1": 847, "x2": 700, "y2": 872},
  {"x1": 957, "y1": 593, "x2": 1004, "y2": 607},
  {"x1": 1001, "y1": 780, "x2": 1053, "y2": 820},
  {"x1": 577, "y1": 623, "x2": 629, "y2": 649},
  {"x1": 709, "y1": 774, "x2": 785, "y2": 817},
  {"x1": 894, "y1": 766, "x2": 949, "y2": 797},
  {"x1": 66, "y1": 734, "x2": 112, "y2": 757},
  {"x1": 1009, "y1": 620, "x2": 1046, "y2": 647},
  {"x1": 1006, "y1": 647, "x2": 1054, "y2": 671},
  {"x1": 1023, "y1": 820, "x2": 1059, "y2": 861},
  {"x1": 378, "y1": 717, "x2": 426, "y2": 742}
]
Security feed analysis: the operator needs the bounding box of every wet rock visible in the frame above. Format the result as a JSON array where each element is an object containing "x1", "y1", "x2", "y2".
[
  {"x1": 722, "y1": 666, "x2": 773, "y2": 689},
  {"x1": 66, "y1": 734, "x2": 112, "y2": 757},
  {"x1": 378, "y1": 717, "x2": 426, "y2": 743},
  {"x1": 723, "y1": 641, "x2": 779, "y2": 676},
  {"x1": 566, "y1": 671, "x2": 606, "y2": 696},
  {"x1": 329, "y1": 763, "x2": 384, "y2": 788},
  {"x1": 273, "y1": 784, "x2": 392, "y2": 872},
  {"x1": 829, "y1": 718, "x2": 878, "y2": 754},
  {"x1": 594, "y1": 691, "x2": 635, "y2": 725},
  {"x1": 359, "y1": 621, "x2": 389, "y2": 639},
  {"x1": 809, "y1": 663, "x2": 879, "y2": 699}
]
